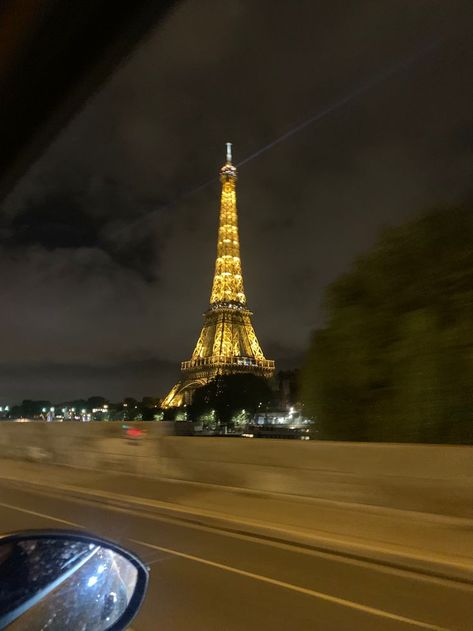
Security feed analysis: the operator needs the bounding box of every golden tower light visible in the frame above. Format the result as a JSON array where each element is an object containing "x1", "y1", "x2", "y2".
[{"x1": 162, "y1": 144, "x2": 275, "y2": 408}]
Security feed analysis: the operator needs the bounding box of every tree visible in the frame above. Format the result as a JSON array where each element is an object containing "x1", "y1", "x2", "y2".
[
  {"x1": 277, "y1": 370, "x2": 300, "y2": 407},
  {"x1": 122, "y1": 397, "x2": 140, "y2": 420},
  {"x1": 87, "y1": 396, "x2": 108, "y2": 409},
  {"x1": 21, "y1": 400, "x2": 52, "y2": 417},
  {"x1": 142, "y1": 397, "x2": 160, "y2": 407},
  {"x1": 301, "y1": 206, "x2": 473, "y2": 443},
  {"x1": 141, "y1": 397, "x2": 160, "y2": 421},
  {"x1": 162, "y1": 407, "x2": 178, "y2": 421},
  {"x1": 190, "y1": 374, "x2": 274, "y2": 425}
]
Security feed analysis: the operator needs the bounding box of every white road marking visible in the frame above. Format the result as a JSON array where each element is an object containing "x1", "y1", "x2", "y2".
[
  {"x1": 0, "y1": 491, "x2": 459, "y2": 628},
  {"x1": 2, "y1": 483, "x2": 471, "y2": 590},
  {"x1": 131, "y1": 538, "x2": 447, "y2": 630},
  {"x1": 0, "y1": 500, "x2": 81, "y2": 528}
]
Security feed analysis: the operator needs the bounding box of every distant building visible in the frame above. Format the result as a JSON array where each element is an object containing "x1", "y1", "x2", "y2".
[{"x1": 244, "y1": 408, "x2": 313, "y2": 440}]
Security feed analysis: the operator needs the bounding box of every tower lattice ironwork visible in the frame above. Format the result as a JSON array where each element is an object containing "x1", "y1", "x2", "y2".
[{"x1": 162, "y1": 143, "x2": 275, "y2": 407}]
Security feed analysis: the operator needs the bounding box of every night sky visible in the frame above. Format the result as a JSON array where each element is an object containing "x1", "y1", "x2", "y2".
[{"x1": 1, "y1": 0, "x2": 472, "y2": 403}]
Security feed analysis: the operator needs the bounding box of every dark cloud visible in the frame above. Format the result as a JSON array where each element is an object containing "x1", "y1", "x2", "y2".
[
  {"x1": 1, "y1": 0, "x2": 472, "y2": 402},
  {"x1": 0, "y1": 358, "x2": 177, "y2": 403},
  {"x1": 2, "y1": 185, "x2": 165, "y2": 280},
  {"x1": 6, "y1": 194, "x2": 99, "y2": 250}
]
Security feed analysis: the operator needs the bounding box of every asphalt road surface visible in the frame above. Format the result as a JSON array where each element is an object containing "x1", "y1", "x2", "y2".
[{"x1": 0, "y1": 480, "x2": 470, "y2": 630}]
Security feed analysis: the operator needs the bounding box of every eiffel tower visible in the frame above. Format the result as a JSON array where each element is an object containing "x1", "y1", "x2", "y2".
[{"x1": 162, "y1": 143, "x2": 275, "y2": 407}]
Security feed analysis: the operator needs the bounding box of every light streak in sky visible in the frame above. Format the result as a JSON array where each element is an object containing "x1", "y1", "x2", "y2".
[
  {"x1": 111, "y1": 34, "x2": 448, "y2": 240},
  {"x1": 236, "y1": 36, "x2": 446, "y2": 168}
]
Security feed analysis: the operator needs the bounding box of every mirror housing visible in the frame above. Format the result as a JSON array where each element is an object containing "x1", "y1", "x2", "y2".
[{"x1": 0, "y1": 529, "x2": 148, "y2": 631}]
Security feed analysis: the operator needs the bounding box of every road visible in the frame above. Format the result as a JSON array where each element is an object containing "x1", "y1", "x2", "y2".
[{"x1": 0, "y1": 480, "x2": 470, "y2": 630}]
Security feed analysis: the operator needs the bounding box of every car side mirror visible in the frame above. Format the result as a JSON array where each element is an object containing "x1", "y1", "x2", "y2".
[{"x1": 0, "y1": 529, "x2": 148, "y2": 630}]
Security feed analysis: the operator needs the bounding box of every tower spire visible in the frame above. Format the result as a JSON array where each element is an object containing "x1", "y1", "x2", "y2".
[{"x1": 211, "y1": 143, "x2": 244, "y2": 305}]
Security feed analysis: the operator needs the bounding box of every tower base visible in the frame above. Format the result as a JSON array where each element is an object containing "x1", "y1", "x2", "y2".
[{"x1": 161, "y1": 357, "x2": 274, "y2": 408}]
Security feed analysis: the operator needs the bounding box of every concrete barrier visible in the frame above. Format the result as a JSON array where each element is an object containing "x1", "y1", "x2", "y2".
[{"x1": 0, "y1": 421, "x2": 472, "y2": 517}]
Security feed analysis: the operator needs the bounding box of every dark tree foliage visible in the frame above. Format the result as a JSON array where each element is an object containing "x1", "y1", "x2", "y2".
[
  {"x1": 20, "y1": 400, "x2": 52, "y2": 416},
  {"x1": 277, "y1": 370, "x2": 300, "y2": 406},
  {"x1": 301, "y1": 207, "x2": 473, "y2": 443},
  {"x1": 87, "y1": 396, "x2": 108, "y2": 408},
  {"x1": 141, "y1": 407, "x2": 156, "y2": 421},
  {"x1": 190, "y1": 374, "x2": 274, "y2": 424},
  {"x1": 141, "y1": 397, "x2": 160, "y2": 421},
  {"x1": 162, "y1": 407, "x2": 178, "y2": 421},
  {"x1": 123, "y1": 397, "x2": 138, "y2": 408}
]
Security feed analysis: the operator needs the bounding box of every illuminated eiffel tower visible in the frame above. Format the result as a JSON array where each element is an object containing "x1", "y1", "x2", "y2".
[{"x1": 162, "y1": 143, "x2": 275, "y2": 407}]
